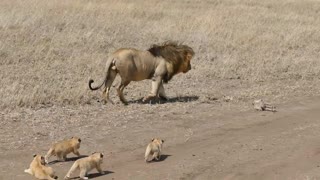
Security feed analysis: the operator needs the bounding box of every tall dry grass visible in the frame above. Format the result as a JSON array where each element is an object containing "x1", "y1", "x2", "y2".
[{"x1": 0, "y1": 0, "x2": 320, "y2": 109}]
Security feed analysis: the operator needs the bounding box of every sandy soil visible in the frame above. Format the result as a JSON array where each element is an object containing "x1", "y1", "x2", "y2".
[{"x1": 1, "y1": 96, "x2": 320, "y2": 180}]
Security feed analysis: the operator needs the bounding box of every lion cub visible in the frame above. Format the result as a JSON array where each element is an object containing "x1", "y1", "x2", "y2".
[
  {"x1": 24, "y1": 154, "x2": 58, "y2": 180},
  {"x1": 64, "y1": 152, "x2": 105, "y2": 180},
  {"x1": 145, "y1": 138, "x2": 164, "y2": 162},
  {"x1": 45, "y1": 137, "x2": 81, "y2": 163}
]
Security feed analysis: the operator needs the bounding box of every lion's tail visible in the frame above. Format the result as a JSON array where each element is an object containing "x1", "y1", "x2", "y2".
[{"x1": 88, "y1": 58, "x2": 115, "y2": 91}]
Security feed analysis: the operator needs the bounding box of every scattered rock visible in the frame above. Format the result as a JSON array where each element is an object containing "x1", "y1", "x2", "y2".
[
  {"x1": 223, "y1": 96, "x2": 233, "y2": 102},
  {"x1": 253, "y1": 99, "x2": 276, "y2": 112}
]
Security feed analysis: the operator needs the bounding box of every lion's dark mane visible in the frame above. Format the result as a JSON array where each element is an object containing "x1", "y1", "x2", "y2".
[{"x1": 148, "y1": 41, "x2": 194, "y2": 82}]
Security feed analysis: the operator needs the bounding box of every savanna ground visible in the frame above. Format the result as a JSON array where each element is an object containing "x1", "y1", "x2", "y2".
[{"x1": 1, "y1": 0, "x2": 320, "y2": 179}]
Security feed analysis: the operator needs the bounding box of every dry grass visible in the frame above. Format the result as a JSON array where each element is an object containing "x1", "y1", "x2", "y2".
[{"x1": 0, "y1": 0, "x2": 320, "y2": 109}]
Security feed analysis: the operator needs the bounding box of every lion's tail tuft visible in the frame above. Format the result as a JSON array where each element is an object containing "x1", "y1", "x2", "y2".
[{"x1": 88, "y1": 79, "x2": 100, "y2": 90}]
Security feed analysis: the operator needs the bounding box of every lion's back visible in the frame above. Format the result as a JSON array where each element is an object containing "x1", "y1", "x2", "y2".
[{"x1": 112, "y1": 49, "x2": 160, "y2": 81}]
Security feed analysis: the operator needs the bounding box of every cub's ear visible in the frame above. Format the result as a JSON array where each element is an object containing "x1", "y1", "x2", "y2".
[
  {"x1": 162, "y1": 140, "x2": 164, "y2": 143},
  {"x1": 100, "y1": 153, "x2": 104, "y2": 158},
  {"x1": 71, "y1": 137, "x2": 73, "y2": 139},
  {"x1": 92, "y1": 152, "x2": 96, "y2": 155},
  {"x1": 33, "y1": 154, "x2": 37, "y2": 157},
  {"x1": 78, "y1": 138, "x2": 82, "y2": 143},
  {"x1": 151, "y1": 138, "x2": 154, "y2": 142}
]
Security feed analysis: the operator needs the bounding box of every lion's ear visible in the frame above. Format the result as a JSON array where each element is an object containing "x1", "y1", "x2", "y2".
[
  {"x1": 151, "y1": 138, "x2": 154, "y2": 142},
  {"x1": 162, "y1": 140, "x2": 164, "y2": 143},
  {"x1": 33, "y1": 154, "x2": 37, "y2": 157}
]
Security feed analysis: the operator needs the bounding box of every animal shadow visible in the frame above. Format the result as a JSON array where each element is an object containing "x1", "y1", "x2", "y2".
[
  {"x1": 48, "y1": 155, "x2": 88, "y2": 165},
  {"x1": 149, "y1": 154, "x2": 172, "y2": 163},
  {"x1": 130, "y1": 96, "x2": 199, "y2": 104},
  {"x1": 88, "y1": 171, "x2": 114, "y2": 179},
  {"x1": 69, "y1": 171, "x2": 114, "y2": 179},
  {"x1": 167, "y1": 96, "x2": 199, "y2": 103}
]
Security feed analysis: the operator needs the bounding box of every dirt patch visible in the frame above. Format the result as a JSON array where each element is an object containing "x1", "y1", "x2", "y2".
[{"x1": 1, "y1": 97, "x2": 320, "y2": 179}]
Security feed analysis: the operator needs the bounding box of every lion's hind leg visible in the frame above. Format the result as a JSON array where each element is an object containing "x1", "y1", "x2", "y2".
[
  {"x1": 117, "y1": 81, "x2": 130, "y2": 105},
  {"x1": 44, "y1": 166, "x2": 58, "y2": 179},
  {"x1": 152, "y1": 151, "x2": 160, "y2": 161},
  {"x1": 102, "y1": 69, "x2": 117, "y2": 104},
  {"x1": 24, "y1": 168, "x2": 32, "y2": 175}
]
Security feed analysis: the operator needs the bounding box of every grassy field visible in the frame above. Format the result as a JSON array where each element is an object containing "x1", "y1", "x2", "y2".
[{"x1": 0, "y1": 0, "x2": 320, "y2": 110}]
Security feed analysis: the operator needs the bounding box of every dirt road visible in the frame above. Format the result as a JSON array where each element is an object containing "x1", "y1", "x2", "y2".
[{"x1": 2, "y1": 97, "x2": 320, "y2": 180}]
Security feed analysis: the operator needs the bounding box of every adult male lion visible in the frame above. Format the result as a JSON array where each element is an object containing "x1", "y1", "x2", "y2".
[{"x1": 88, "y1": 41, "x2": 195, "y2": 105}]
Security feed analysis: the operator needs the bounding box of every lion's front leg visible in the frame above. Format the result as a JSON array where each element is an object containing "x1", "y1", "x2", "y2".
[
  {"x1": 143, "y1": 76, "x2": 162, "y2": 102},
  {"x1": 158, "y1": 82, "x2": 168, "y2": 101}
]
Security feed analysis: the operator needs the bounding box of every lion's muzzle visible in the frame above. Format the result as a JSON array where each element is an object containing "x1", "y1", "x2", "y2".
[
  {"x1": 188, "y1": 63, "x2": 191, "y2": 71},
  {"x1": 183, "y1": 63, "x2": 191, "y2": 73}
]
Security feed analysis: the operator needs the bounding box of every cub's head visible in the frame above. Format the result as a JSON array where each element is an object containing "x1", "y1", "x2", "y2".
[
  {"x1": 70, "y1": 136, "x2": 82, "y2": 144},
  {"x1": 91, "y1": 152, "x2": 104, "y2": 163},
  {"x1": 33, "y1": 154, "x2": 46, "y2": 165},
  {"x1": 151, "y1": 138, "x2": 164, "y2": 145}
]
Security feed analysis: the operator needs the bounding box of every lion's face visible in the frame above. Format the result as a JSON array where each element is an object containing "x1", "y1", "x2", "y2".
[
  {"x1": 71, "y1": 136, "x2": 81, "y2": 144},
  {"x1": 91, "y1": 152, "x2": 104, "y2": 163},
  {"x1": 152, "y1": 138, "x2": 164, "y2": 145},
  {"x1": 181, "y1": 52, "x2": 193, "y2": 73},
  {"x1": 34, "y1": 154, "x2": 46, "y2": 165}
]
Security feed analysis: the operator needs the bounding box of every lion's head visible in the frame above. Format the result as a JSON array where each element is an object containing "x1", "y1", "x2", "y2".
[
  {"x1": 148, "y1": 41, "x2": 195, "y2": 82},
  {"x1": 33, "y1": 154, "x2": 46, "y2": 165}
]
